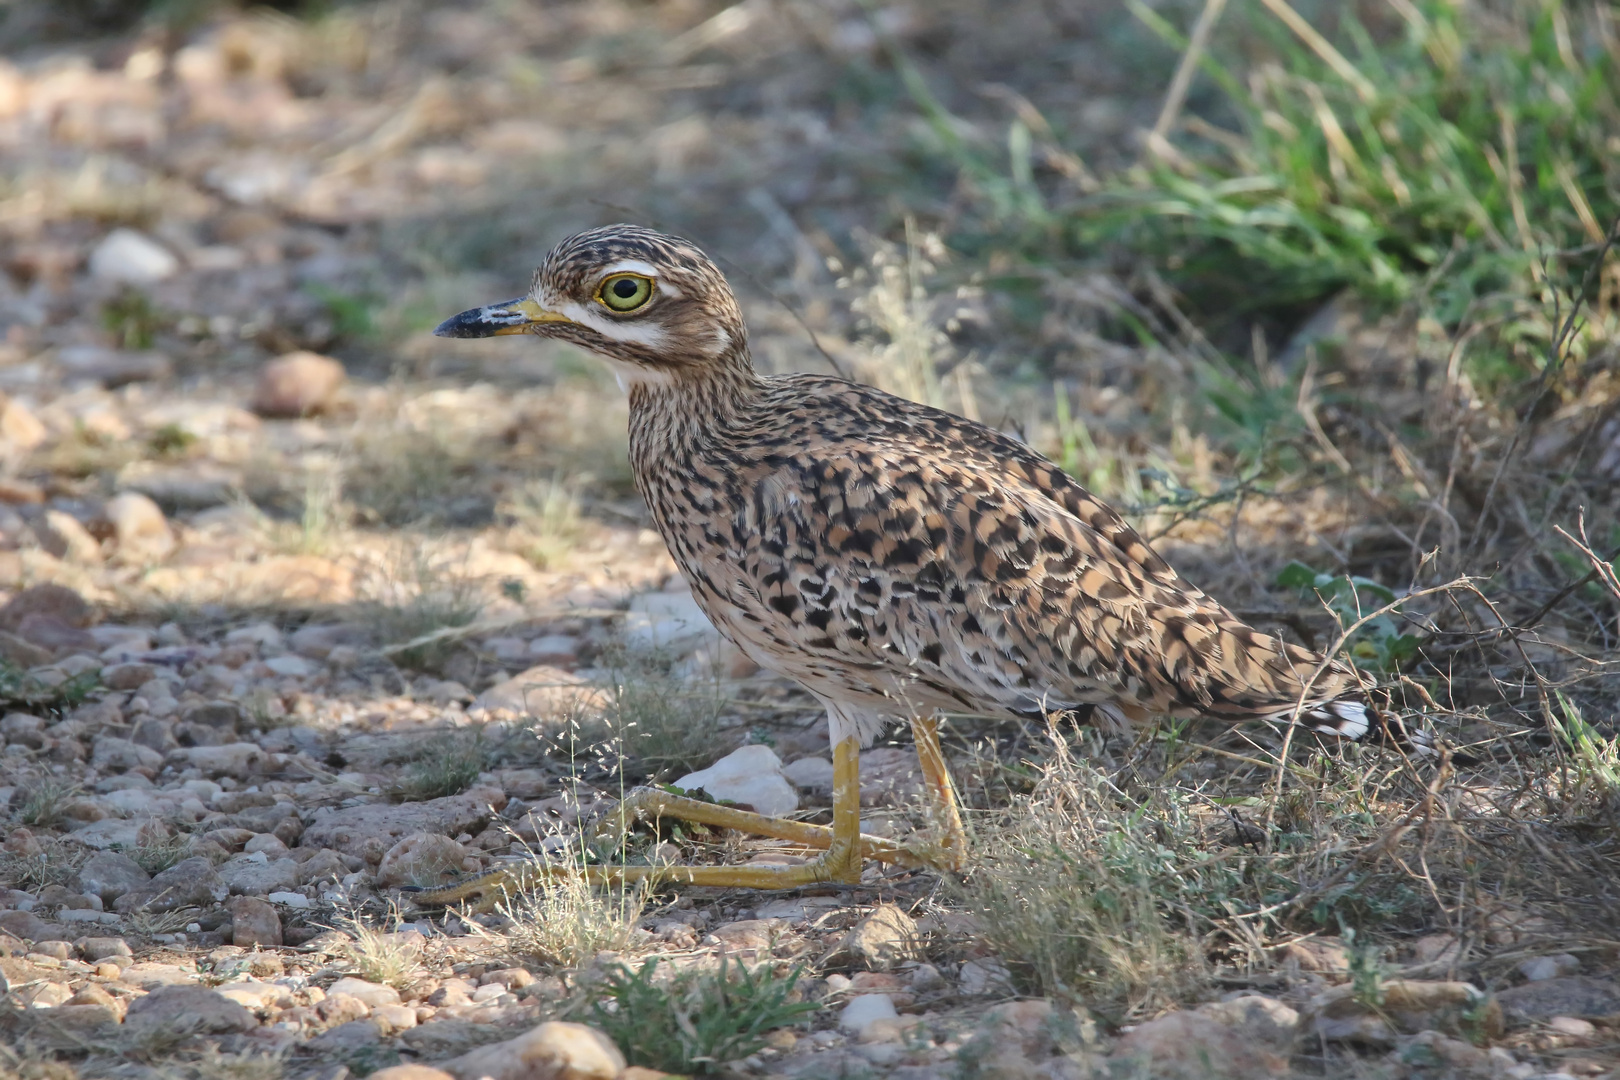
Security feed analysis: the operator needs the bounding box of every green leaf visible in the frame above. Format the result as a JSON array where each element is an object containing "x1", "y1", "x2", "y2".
[{"x1": 1276, "y1": 561, "x2": 1320, "y2": 588}]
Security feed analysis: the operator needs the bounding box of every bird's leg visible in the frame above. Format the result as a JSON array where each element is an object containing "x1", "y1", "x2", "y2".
[
  {"x1": 910, "y1": 713, "x2": 968, "y2": 872},
  {"x1": 517, "y1": 734, "x2": 873, "y2": 890},
  {"x1": 590, "y1": 738, "x2": 924, "y2": 868}
]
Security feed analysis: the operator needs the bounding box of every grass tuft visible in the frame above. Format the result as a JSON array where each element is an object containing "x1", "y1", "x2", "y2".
[
  {"x1": 480, "y1": 843, "x2": 650, "y2": 969},
  {"x1": 578, "y1": 954, "x2": 817, "y2": 1074},
  {"x1": 389, "y1": 730, "x2": 486, "y2": 802},
  {"x1": 334, "y1": 907, "x2": 425, "y2": 989},
  {"x1": 14, "y1": 776, "x2": 81, "y2": 829},
  {"x1": 959, "y1": 728, "x2": 1223, "y2": 1017}
]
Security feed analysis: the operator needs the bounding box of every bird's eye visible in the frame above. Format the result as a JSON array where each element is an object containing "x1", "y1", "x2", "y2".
[{"x1": 597, "y1": 273, "x2": 654, "y2": 313}]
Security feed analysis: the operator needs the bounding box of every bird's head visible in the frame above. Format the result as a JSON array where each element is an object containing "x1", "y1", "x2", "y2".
[{"x1": 434, "y1": 224, "x2": 749, "y2": 386}]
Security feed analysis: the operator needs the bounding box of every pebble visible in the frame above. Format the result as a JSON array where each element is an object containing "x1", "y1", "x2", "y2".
[
  {"x1": 251, "y1": 351, "x2": 347, "y2": 417},
  {"x1": 89, "y1": 228, "x2": 179, "y2": 284},
  {"x1": 439, "y1": 1020, "x2": 626, "y2": 1080},
  {"x1": 1518, "y1": 953, "x2": 1581, "y2": 982},
  {"x1": 674, "y1": 744, "x2": 798, "y2": 817},
  {"x1": 838, "y1": 993, "x2": 898, "y2": 1037},
  {"x1": 103, "y1": 492, "x2": 175, "y2": 563}
]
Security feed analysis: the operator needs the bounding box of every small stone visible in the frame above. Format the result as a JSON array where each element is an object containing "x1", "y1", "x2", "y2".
[
  {"x1": 113, "y1": 856, "x2": 228, "y2": 913},
  {"x1": 839, "y1": 994, "x2": 899, "y2": 1037},
  {"x1": 1, "y1": 711, "x2": 45, "y2": 747},
  {"x1": 1113, "y1": 1010, "x2": 1291, "y2": 1078},
  {"x1": 329, "y1": 977, "x2": 402, "y2": 1009},
  {"x1": 77, "y1": 851, "x2": 150, "y2": 903},
  {"x1": 251, "y1": 351, "x2": 347, "y2": 417},
  {"x1": 320, "y1": 992, "x2": 372, "y2": 1025},
  {"x1": 376, "y1": 833, "x2": 470, "y2": 888},
  {"x1": 1496, "y1": 976, "x2": 1620, "y2": 1025},
  {"x1": 307, "y1": 1019, "x2": 384, "y2": 1052},
  {"x1": 38, "y1": 510, "x2": 103, "y2": 565},
  {"x1": 1196, "y1": 995, "x2": 1300, "y2": 1052},
  {"x1": 1518, "y1": 954, "x2": 1581, "y2": 982},
  {"x1": 0, "y1": 631, "x2": 51, "y2": 668},
  {"x1": 91, "y1": 736, "x2": 163, "y2": 773},
  {"x1": 370, "y1": 1069, "x2": 455, "y2": 1080},
  {"x1": 219, "y1": 857, "x2": 299, "y2": 897},
  {"x1": 1549, "y1": 1016, "x2": 1597, "y2": 1038},
  {"x1": 300, "y1": 787, "x2": 504, "y2": 861},
  {"x1": 958, "y1": 958, "x2": 1013, "y2": 996},
  {"x1": 0, "y1": 584, "x2": 94, "y2": 631},
  {"x1": 216, "y1": 979, "x2": 295, "y2": 1011},
  {"x1": 0, "y1": 399, "x2": 46, "y2": 452},
  {"x1": 123, "y1": 984, "x2": 254, "y2": 1039},
  {"x1": 708, "y1": 918, "x2": 787, "y2": 951},
  {"x1": 102, "y1": 493, "x2": 174, "y2": 563},
  {"x1": 74, "y1": 935, "x2": 133, "y2": 962},
  {"x1": 835, "y1": 904, "x2": 921, "y2": 971},
  {"x1": 180, "y1": 700, "x2": 245, "y2": 732},
  {"x1": 103, "y1": 662, "x2": 157, "y2": 690},
  {"x1": 89, "y1": 228, "x2": 179, "y2": 284},
  {"x1": 18, "y1": 612, "x2": 98, "y2": 654},
  {"x1": 168, "y1": 742, "x2": 267, "y2": 778},
  {"x1": 263, "y1": 654, "x2": 316, "y2": 677},
  {"x1": 440, "y1": 1020, "x2": 626, "y2": 1080},
  {"x1": 1278, "y1": 936, "x2": 1351, "y2": 974},
  {"x1": 674, "y1": 744, "x2": 797, "y2": 817}
]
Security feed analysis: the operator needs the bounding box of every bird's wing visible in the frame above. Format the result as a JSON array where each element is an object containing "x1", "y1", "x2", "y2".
[{"x1": 702, "y1": 388, "x2": 1364, "y2": 731}]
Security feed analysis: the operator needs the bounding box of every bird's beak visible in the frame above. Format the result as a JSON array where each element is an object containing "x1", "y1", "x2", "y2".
[{"x1": 432, "y1": 297, "x2": 573, "y2": 338}]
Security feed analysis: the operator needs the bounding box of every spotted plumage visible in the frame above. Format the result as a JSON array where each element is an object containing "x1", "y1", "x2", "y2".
[{"x1": 439, "y1": 224, "x2": 1404, "y2": 754}]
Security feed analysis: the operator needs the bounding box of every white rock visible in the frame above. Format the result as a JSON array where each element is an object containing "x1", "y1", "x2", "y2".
[
  {"x1": 267, "y1": 891, "x2": 311, "y2": 908},
  {"x1": 1518, "y1": 954, "x2": 1580, "y2": 982},
  {"x1": 1548, "y1": 1016, "x2": 1596, "y2": 1038},
  {"x1": 624, "y1": 589, "x2": 720, "y2": 655},
  {"x1": 328, "y1": 977, "x2": 400, "y2": 1008},
  {"x1": 221, "y1": 626, "x2": 276, "y2": 652},
  {"x1": 958, "y1": 958, "x2": 1014, "y2": 996},
  {"x1": 89, "y1": 229, "x2": 179, "y2": 285},
  {"x1": 674, "y1": 745, "x2": 798, "y2": 817},
  {"x1": 103, "y1": 492, "x2": 174, "y2": 563},
  {"x1": 68, "y1": 819, "x2": 146, "y2": 849},
  {"x1": 839, "y1": 993, "x2": 899, "y2": 1036},
  {"x1": 263, "y1": 654, "x2": 316, "y2": 678}
]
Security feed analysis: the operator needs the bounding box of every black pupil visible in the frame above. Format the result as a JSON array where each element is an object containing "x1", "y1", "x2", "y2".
[{"x1": 612, "y1": 278, "x2": 639, "y2": 299}]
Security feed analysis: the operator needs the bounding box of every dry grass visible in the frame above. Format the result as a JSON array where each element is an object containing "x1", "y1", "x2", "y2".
[
  {"x1": 0, "y1": 836, "x2": 87, "y2": 892},
  {"x1": 959, "y1": 727, "x2": 1215, "y2": 1018},
  {"x1": 474, "y1": 845, "x2": 651, "y2": 970},
  {"x1": 334, "y1": 906, "x2": 425, "y2": 989},
  {"x1": 504, "y1": 474, "x2": 589, "y2": 571}
]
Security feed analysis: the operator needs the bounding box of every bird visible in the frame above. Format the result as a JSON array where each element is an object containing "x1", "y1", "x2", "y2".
[{"x1": 433, "y1": 223, "x2": 1425, "y2": 894}]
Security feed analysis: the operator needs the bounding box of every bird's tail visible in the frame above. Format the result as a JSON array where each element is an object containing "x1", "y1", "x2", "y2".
[{"x1": 1298, "y1": 695, "x2": 1436, "y2": 758}]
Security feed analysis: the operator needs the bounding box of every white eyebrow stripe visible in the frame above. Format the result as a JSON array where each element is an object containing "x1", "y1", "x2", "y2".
[{"x1": 601, "y1": 260, "x2": 660, "y2": 278}]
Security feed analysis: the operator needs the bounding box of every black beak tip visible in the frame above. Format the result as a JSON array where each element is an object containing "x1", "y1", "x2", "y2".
[{"x1": 433, "y1": 310, "x2": 486, "y2": 339}]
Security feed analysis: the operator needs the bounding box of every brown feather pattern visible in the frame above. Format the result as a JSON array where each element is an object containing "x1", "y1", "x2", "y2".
[{"x1": 491, "y1": 225, "x2": 1404, "y2": 749}]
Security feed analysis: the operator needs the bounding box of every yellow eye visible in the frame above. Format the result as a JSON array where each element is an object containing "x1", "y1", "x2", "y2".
[{"x1": 597, "y1": 273, "x2": 654, "y2": 313}]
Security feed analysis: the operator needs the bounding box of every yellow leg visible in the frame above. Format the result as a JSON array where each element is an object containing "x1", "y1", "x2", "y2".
[
  {"x1": 558, "y1": 735, "x2": 870, "y2": 891},
  {"x1": 911, "y1": 713, "x2": 968, "y2": 872},
  {"x1": 421, "y1": 727, "x2": 975, "y2": 912}
]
